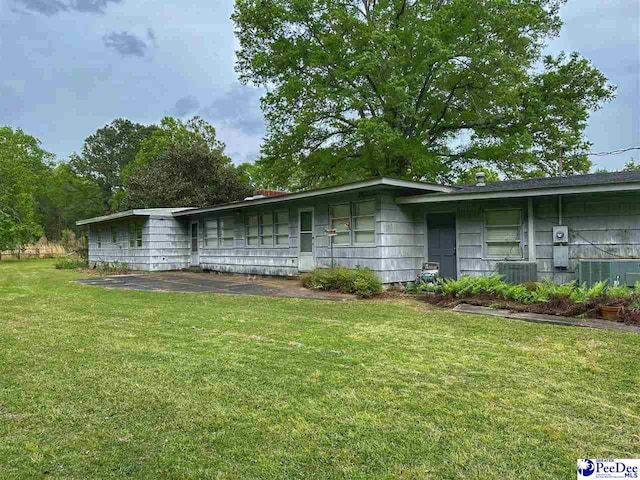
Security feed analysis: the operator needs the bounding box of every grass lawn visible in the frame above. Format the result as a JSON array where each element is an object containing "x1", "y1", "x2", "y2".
[{"x1": 1, "y1": 260, "x2": 639, "y2": 479}]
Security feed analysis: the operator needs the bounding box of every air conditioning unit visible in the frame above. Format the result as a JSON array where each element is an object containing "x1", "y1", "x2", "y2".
[
  {"x1": 577, "y1": 260, "x2": 640, "y2": 287},
  {"x1": 497, "y1": 262, "x2": 538, "y2": 284}
]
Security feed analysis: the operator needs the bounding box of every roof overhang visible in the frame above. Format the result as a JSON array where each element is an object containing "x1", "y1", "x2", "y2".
[
  {"x1": 396, "y1": 182, "x2": 640, "y2": 204},
  {"x1": 76, "y1": 208, "x2": 194, "y2": 226},
  {"x1": 175, "y1": 177, "x2": 454, "y2": 216}
]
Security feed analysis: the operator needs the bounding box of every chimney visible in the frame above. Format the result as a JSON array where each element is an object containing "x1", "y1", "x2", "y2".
[{"x1": 475, "y1": 171, "x2": 486, "y2": 187}]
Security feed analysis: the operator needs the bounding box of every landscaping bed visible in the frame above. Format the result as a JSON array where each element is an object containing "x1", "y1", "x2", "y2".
[{"x1": 416, "y1": 274, "x2": 640, "y2": 326}]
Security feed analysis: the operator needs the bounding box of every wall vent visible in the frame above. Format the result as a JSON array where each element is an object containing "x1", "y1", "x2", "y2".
[{"x1": 496, "y1": 262, "x2": 538, "y2": 284}]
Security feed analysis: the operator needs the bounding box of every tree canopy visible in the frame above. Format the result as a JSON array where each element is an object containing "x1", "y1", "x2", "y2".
[
  {"x1": 70, "y1": 118, "x2": 157, "y2": 210},
  {"x1": 0, "y1": 127, "x2": 51, "y2": 251},
  {"x1": 125, "y1": 117, "x2": 252, "y2": 207},
  {"x1": 233, "y1": 0, "x2": 615, "y2": 188}
]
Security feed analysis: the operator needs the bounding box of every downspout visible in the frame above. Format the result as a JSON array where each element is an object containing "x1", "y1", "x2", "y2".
[{"x1": 528, "y1": 198, "x2": 536, "y2": 262}]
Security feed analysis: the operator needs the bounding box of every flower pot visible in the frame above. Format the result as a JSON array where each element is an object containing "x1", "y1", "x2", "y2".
[{"x1": 600, "y1": 305, "x2": 623, "y2": 321}]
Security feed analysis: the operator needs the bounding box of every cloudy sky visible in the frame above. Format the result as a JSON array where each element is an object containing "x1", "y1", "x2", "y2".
[{"x1": 1, "y1": 0, "x2": 638, "y2": 169}]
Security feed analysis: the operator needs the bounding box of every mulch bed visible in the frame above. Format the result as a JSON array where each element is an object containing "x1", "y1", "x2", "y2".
[{"x1": 421, "y1": 294, "x2": 640, "y2": 326}]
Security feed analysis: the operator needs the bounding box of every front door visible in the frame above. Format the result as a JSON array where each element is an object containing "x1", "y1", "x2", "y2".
[
  {"x1": 298, "y1": 209, "x2": 314, "y2": 272},
  {"x1": 190, "y1": 221, "x2": 199, "y2": 266},
  {"x1": 427, "y1": 213, "x2": 457, "y2": 279}
]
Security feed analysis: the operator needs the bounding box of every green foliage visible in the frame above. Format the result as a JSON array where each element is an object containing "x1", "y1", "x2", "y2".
[
  {"x1": 623, "y1": 159, "x2": 640, "y2": 171},
  {"x1": 55, "y1": 257, "x2": 88, "y2": 270},
  {"x1": 0, "y1": 126, "x2": 50, "y2": 251},
  {"x1": 419, "y1": 275, "x2": 634, "y2": 307},
  {"x1": 125, "y1": 117, "x2": 252, "y2": 208},
  {"x1": 69, "y1": 119, "x2": 158, "y2": 210},
  {"x1": 233, "y1": 0, "x2": 614, "y2": 189},
  {"x1": 39, "y1": 164, "x2": 104, "y2": 241},
  {"x1": 95, "y1": 261, "x2": 130, "y2": 274},
  {"x1": 301, "y1": 266, "x2": 383, "y2": 298}
]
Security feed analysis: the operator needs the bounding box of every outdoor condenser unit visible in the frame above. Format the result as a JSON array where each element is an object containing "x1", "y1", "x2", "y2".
[
  {"x1": 577, "y1": 260, "x2": 640, "y2": 287},
  {"x1": 497, "y1": 262, "x2": 538, "y2": 284}
]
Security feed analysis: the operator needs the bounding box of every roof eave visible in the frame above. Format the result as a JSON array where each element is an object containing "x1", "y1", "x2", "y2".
[
  {"x1": 175, "y1": 177, "x2": 455, "y2": 216},
  {"x1": 396, "y1": 182, "x2": 640, "y2": 204}
]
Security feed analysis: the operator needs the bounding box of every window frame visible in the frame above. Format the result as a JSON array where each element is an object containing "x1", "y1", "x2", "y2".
[
  {"x1": 111, "y1": 225, "x2": 118, "y2": 244},
  {"x1": 328, "y1": 198, "x2": 377, "y2": 247},
  {"x1": 483, "y1": 208, "x2": 523, "y2": 259},
  {"x1": 245, "y1": 210, "x2": 290, "y2": 248},
  {"x1": 128, "y1": 223, "x2": 143, "y2": 248},
  {"x1": 204, "y1": 216, "x2": 236, "y2": 249}
]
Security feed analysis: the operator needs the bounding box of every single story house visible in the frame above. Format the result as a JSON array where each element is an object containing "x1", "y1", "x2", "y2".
[{"x1": 77, "y1": 171, "x2": 640, "y2": 285}]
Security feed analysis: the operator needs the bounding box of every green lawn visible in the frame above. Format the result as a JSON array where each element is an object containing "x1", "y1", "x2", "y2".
[{"x1": 1, "y1": 260, "x2": 639, "y2": 479}]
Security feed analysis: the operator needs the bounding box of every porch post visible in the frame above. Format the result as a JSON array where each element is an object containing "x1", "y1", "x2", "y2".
[{"x1": 528, "y1": 198, "x2": 536, "y2": 262}]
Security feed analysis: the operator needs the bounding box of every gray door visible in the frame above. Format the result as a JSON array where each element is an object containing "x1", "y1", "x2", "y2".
[
  {"x1": 427, "y1": 213, "x2": 457, "y2": 279},
  {"x1": 190, "y1": 221, "x2": 199, "y2": 266},
  {"x1": 298, "y1": 209, "x2": 314, "y2": 272}
]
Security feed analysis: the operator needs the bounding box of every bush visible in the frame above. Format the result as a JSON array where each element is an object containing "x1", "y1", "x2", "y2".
[
  {"x1": 301, "y1": 267, "x2": 383, "y2": 298},
  {"x1": 417, "y1": 275, "x2": 635, "y2": 306},
  {"x1": 96, "y1": 261, "x2": 129, "y2": 274},
  {"x1": 55, "y1": 257, "x2": 88, "y2": 270}
]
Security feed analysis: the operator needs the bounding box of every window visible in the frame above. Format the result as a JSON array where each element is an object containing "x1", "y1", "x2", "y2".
[
  {"x1": 205, "y1": 219, "x2": 218, "y2": 247},
  {"x1": 111, "y1": 225, "x2": 118, "y2": 244},
  {"x1": 274, "y1": 210, "x2": 289, "y2": 246},
  {"x1": 245, "y1": 211, "x2": 289, "y2": 247},
  {"x1": 329, "y1": 199, "x2": 376, "y2": 246},
  {"x1": 352, "y1": 200, "x2": 375, "y2": 244},
  {"x1": 205, "y1": 217, "x2": 235, "y2": 248},
  {"x1": 246, "y1": 215, "x2": 259, "y2": 246},
  {"x1": 221, "y1": 217, "x2": 234, "y2": 247},
  {"x1": 128, "y1": 223, "x2": 142, "y2": 248},
  {"x1": 484, "y1": 209, "x2": 522, "y2": 258},
  {"x1": 97, "y1": 228, "x2": 102, "y2": 248},
  {"x1": 260, "y1": 212, "x2": 273, "y2": 246},
  {"x1": 329, "y1": 203, "x2": 351, "y2": 245}
]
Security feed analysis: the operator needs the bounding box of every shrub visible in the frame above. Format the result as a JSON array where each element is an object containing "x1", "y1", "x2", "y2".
[
  {"x1": 96, "y1": 261, "x2": 129, "y2": 274},
  {"x1": 301, "y1": 267, "x2": 383, "y2": 298},
  {"x1": 55, "y1": 257, "x2": 88, "y2": 270}
]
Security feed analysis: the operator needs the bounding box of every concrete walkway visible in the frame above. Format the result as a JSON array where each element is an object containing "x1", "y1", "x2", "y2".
[
  {"x1": 77, "y1": 271, "x2": 352, "y2": 301},
  {"x1": 453, "y1": 304, "x2": 640, "y2": 334}
]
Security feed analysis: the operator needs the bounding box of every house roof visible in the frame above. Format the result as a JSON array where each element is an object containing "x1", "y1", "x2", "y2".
[
  {"x1": 76, "y1": 208, "x2": 195, "y2": 226},
  {"x1": 397, "y1": 171, "x2": 640, "y2": 204},
  {"x1": 173, "y1": 177, "x2": 453, "y2": 216}
]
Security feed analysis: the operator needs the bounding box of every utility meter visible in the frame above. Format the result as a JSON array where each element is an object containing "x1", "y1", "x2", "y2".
[{"x1": 552, "y1": 226, "x2": 569, "y2": 268}]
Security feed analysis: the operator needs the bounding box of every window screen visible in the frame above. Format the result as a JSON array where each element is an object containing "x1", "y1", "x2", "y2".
[
  {"x1": 329, "y1": 199, "x2": 376, "y2": 246},
  {"x1": 111, "y1": 225, "x2": 118, "y2": 244},
  {"x1": 136, "y1": 224, "x2": 143, "y2": 248},
  {"x1": 260, "y1": 213, "x2": 273, "y2": 246},
  {"x1": 97, "y1": 228, "x2": 102, "y2": 248},
  {"x1": 485, "y1": 209, "x2": 521, "y2": 258},
  {"x1": 129, "y1": 223, "x2": 135, "y2": 248}
]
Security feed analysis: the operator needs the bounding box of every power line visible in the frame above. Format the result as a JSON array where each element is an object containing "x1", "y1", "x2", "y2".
[{"x1": 588, "y1": 146, "x2": 640, "y2": 157}]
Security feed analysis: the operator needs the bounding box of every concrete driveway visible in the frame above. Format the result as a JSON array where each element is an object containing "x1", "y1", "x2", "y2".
[{"x1": 76, "y1": 271, "x2": 351, "y2": 301}]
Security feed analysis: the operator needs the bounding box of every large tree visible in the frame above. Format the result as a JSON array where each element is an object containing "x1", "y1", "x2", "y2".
[
  {"x1": 39, "y1": 164, "x2": 104, "y2": 241},
  {"x1": 0, "y1": 127, "x2": 51, "y2": 253},
  {"x1": 70, "y1": 118, "x2": 157, "y2": 210},
  {"x1": 233, "y1": 0, "x2": 615, "y2": 188},
  {"x1": 125, "y1": 117, "x2": 252, "y2": 207}
]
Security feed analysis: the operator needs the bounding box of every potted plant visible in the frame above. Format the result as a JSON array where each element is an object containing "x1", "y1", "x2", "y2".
[{"x1": 600, "y1": 302, "x2": 624, "y2": 321}]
